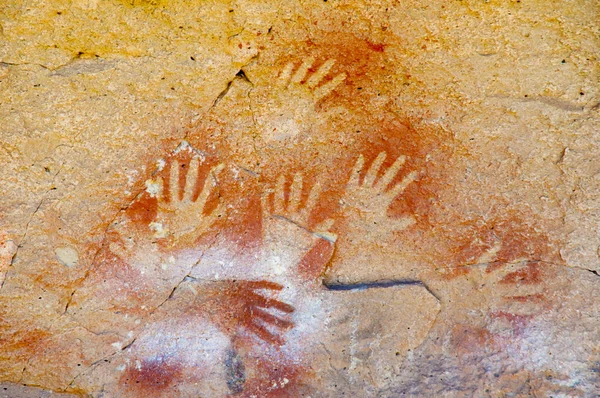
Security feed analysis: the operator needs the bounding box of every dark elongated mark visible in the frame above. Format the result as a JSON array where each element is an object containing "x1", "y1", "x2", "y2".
[
  {"x1": 324, "y1": 279, "x2": 440, "y2": 301},
  {"x1": 324, "y1": 279, "x2": 422, "y2": 291},
  {"x1": 225, "y1": 348, "x2": 245, "y2": 394}
]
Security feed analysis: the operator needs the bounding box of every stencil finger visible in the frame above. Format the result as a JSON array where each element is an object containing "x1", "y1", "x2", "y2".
[
  {"x1": 291, "y1": 57, "x2": 315, "y2": 84},
  {"x1": 274, "y1": 174, "x2": 286, "y2": 215},
  {"x1": 248, "y1": 291, "x2": 294, "y2": 313},
  {"x1": 169, "y1": 160, "x2": 181, "y2": 203},
  {"x1": 183, "y1": 156, "x2": 200, "y2": 202},
  {"x1": 245, "y1": 280, "x2": 284, "y2": 291},
  {"x1": 314, "y1": 73, "x2": 346, "y2": 100},
  {"x1": 306, "y1": 59, "x2": 335, "y2": 88},
  {"x1": 347, "y1": 154, "x2": 365, "y2": 188},
  {"x1": 376, "y1": 155, "x2": 407, "y2": 191},
  {"x1": 155, "y1": 176, "x2": 165, "y2": 202},
  {"x1": 364, "y1": 151, "x2": 387, "y2": 188},
  {"x1": 254, "y1": 308, "x2": 294, "y2": 330},
  {"x1": 303, "y1": 181, "x2": 322, "y2": 217},
  {"x1": 390, "y1": 216, "x2": 416, "y2": 232},
  {"x1": 196, "y1": 163, "x2": 221, "y2": 211},
  {"x1": 248, "y1": 321, "x2": 283, "y2": 346},
  {"x1": 288, "y1": 173, "x2": 303, "y2": 215},
  {"x1": 388, "y1": 170, "x2": 418, "y2": 199},
  {"x1": 279, "y1": 62, "x2": 295, "y2": 85}
]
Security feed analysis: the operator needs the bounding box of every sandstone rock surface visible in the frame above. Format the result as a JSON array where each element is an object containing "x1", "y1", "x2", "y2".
[{"x1": 1, "y1": 0, "x2": 598, "y2": 396}]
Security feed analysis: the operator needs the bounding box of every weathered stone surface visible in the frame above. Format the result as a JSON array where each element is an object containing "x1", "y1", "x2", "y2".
[
  {"x1": 0, "y1": 383, "x2": 77, "y2": 397},
  {"x1": 1, "y1": 0, "x2": 598, "y2": 396}
]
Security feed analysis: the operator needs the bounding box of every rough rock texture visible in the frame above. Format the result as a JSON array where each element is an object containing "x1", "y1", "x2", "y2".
[{"x1": 1, "y1": 0, "x2": 599, "y2": 397}]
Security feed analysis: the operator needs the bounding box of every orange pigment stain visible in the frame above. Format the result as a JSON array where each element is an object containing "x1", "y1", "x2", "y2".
[
  {"x1": 441, "y1": 212, "x2": 560, "y2": 280},
  {"x1": 188, "y1": 280, "x2": 295, "y2": 348},
  {"x1": 0, "y1": 325, "x2": 51, "y2": 364},
  {"x1": 490, "y1": 311, "x2": 534, "y2": 334},
  {"x1": 272, "y1": 32, "x2": 392, "y2": 109},
  {"x1": 119, "y1": 359, "x2": 183, "y2": 398},
  {"x1": 451, "y1": 324, "x2": 496, "y2": 357},
  {"x1": 153, "y1": 134, "x2": 265, "y2": 252},
  {"x1": 451, "y1": 312, "x2": 534, "y2": 359},
  {"x1": 65, "y1": 28, "x2": 566, "y2": 396},
  {"x1": 125, "y1": 149, "x2": 223, "y2": 241},
  {"x1": 67, "y1": 243, "x2": 152, "y2": 320},
  {"x1": 270, "y1": 34, "x2": 561, "y2": 282},
  {"x1": 127, "y1": 194, "x2": 158, "y2": 228},
  {"x1": 297, "y1": 238, "x2": 335, "y2": 281},
  {"x1": 237, "y1": 358, "x2": 308, "y2": 398},
  {"x1": 209, "y1": 170, "x2": 263, "y2": 252},
  {"x1": 496, "y1": 261, "x2": 543, "y2": 285}
]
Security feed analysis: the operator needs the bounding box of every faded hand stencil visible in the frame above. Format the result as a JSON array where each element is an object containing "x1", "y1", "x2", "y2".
[
  {"x1": 151, "y1": 153, "x2": 225, "y2": 243},
  {"x1": 66, "y1": 134, "x2": 436, "y2": 396},
  {"x1": 254, "y1": 57, "x2": 346, "y2": 143},
  {"x1": 61, "y1": 32, "x2": 578, "y2": 397}
]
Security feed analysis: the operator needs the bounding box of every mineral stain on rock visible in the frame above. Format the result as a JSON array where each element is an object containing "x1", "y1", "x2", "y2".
[
  {"x1": 224, "y1": 348, "x2": 246, "y2": 394},
  {"x1": 13, "y1": 31, "x2": 573, "y2": 396},
  {"x1": 119, "y1": 359, "x2": 183, "y2": 397},
  {"x1": 1, "y1": 1, "x2": 599, "y2": 396}
]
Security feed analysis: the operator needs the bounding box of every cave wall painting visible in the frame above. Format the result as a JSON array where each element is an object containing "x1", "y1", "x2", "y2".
[{"x1": 54, "y1": 33, "x2": 570, "y2": 396}]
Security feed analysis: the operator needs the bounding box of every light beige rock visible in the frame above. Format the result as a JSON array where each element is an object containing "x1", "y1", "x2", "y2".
[{"x1": 1, "y1": 0, "x2": 598, "y2": 396}]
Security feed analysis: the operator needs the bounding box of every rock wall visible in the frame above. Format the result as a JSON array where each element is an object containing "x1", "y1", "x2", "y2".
[{"x1": 1, "y1": 1, "x2": 598, "y2": 396}]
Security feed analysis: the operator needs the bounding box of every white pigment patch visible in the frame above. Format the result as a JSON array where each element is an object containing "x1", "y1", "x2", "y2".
[
  {"x1": 269, "y1": 256, "x2": 286, "y2": 275},
  {"x1": 55, "y1": 246, "x2": 79, "y2": 267},
  {"x1": 149, "y1": 222, "x2": 168, "y2": 238},
  {"x1": 173, "y1": 140, "x2": 192, "y2": 154},
  {"x1": 145, "y1": 179, "x2": 161, "y2": 197}
]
